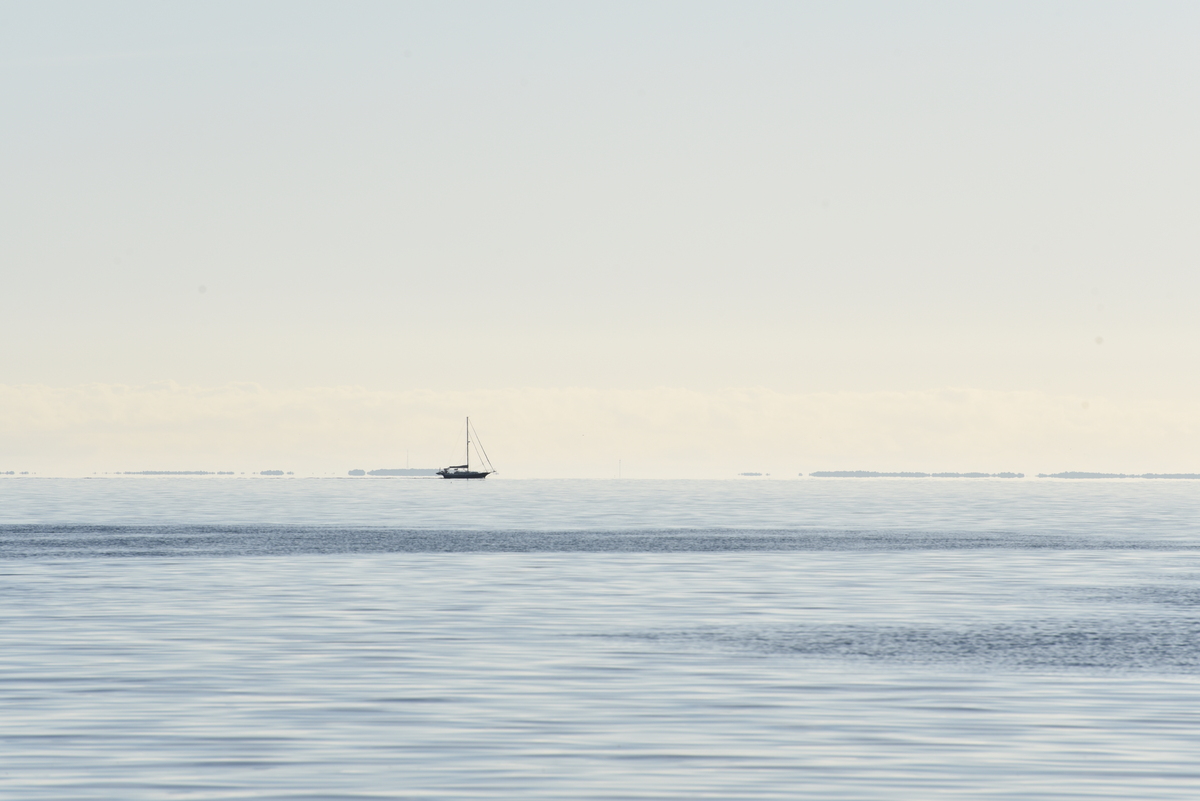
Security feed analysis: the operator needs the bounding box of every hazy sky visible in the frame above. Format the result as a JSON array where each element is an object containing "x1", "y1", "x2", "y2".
[{"x1": 2, "y1": 2, "x2": 1199, "y2": 475}]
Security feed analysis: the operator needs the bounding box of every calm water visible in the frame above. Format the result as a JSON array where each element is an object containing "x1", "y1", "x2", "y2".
[{"x1": 2, "y1": 478, "x2": 1199, "y2": 799}]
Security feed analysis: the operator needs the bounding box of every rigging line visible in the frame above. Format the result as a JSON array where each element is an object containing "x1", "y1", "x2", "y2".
[
  {"x1": 469, "y1": 437, "x2": 488, "y2": 472},
  {"x1": 470, "y1": 419, "x2": 495, "y2": 471},
  {"x1": 447, "y1": 422, "x2": 465, "y2": 466}
]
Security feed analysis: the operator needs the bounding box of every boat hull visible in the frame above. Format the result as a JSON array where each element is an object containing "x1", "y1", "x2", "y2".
[{"x1": 437, "y1": 470, "x2": 492, "y2": 479}]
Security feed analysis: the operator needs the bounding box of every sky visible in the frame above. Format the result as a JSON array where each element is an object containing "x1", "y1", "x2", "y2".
[{"x1": 2, "y1": 1, "x2": 1199, "y2": 476}]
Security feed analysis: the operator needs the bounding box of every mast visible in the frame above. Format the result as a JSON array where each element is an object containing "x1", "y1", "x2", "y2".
[{"x1": 466, "y1": 417, "x2": 470, "y2": 470}]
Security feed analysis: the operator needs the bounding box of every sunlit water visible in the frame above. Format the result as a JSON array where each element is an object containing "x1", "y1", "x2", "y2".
[{"x1": 2, "y1": 477, "x2": 1199, "y2": 799}]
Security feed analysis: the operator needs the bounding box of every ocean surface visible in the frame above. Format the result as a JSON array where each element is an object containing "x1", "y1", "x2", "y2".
[{"x1": 2, "y1": 477, "x2": 1199, "y2": 799}]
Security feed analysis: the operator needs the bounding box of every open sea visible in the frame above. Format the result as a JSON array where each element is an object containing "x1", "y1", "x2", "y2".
[{"x1": 2, "y1": 476, "x2": 1199, "y2": 800}]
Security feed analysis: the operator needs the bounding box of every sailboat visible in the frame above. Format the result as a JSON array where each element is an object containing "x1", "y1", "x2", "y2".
[{"x1": 437, "y1": 417, "x2": 495, "y2": 479}]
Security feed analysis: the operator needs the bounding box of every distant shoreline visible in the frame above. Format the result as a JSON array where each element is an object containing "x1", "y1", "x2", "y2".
[
  {"x1": 807, "y1": 471, "x2": 1024, "y2": 479},
  {"x1": 804, "y1": 471, "x2": 1200, "y2": 479},
  {"x1": 5, "y1": 470, "x2": 1200, "y2": 481},
  {"x1": 1035, "y1": 472, "x2": 1200, "y2": 480}
]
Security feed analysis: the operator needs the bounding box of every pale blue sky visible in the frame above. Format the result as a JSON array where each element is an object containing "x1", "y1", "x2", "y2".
[{"x1": 2, "y1": 3, "x2": 1199, "y2": 473}]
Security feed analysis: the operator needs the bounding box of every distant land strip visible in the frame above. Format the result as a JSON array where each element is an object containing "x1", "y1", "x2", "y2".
[
  {"x1": 808, "y1": 471, "x2": 1024, "y2": 478},
  {"x1": 118, "y1": 471, "x2": 297, "y2": 476},
  {"x1": 1037, "y1": 472, "x2": 1200, "y2": 479},
  {"x1": 122, "y1": 471, "x2": 235, "y2": 476}
]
